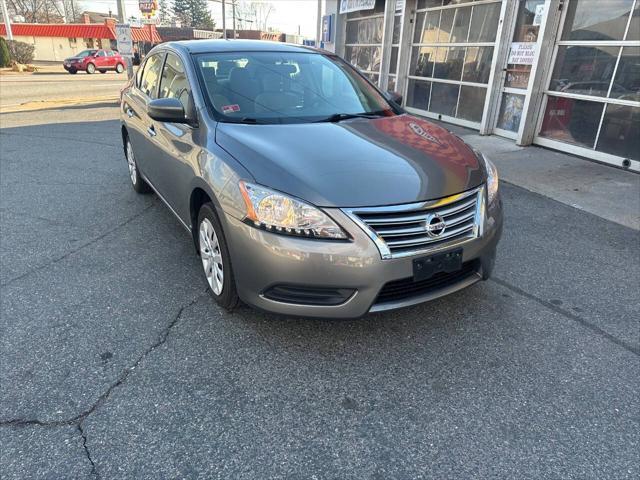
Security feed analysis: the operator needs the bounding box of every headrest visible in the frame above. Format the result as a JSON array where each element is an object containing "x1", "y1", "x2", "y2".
[{"x1": 229, "y1": 67, "x2": 251, "y2": 85}]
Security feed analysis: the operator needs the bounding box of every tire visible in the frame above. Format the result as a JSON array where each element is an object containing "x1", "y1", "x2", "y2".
[
  {"x1": 124, "y1": 136, "x2": 151, "y2": 194},
  {"x1": 116, "y1": 63, "x2": 124, "y2": 74},
  {"x1": 99, "y1": 69, "x2": 107, "y2": 74},
  {"x1": 86, "y1": 63, "x2": 95, "y2": 74},
  {"x1": 197, "y1": 203, "x2": 239, "y2": 310},
  {"x1": 68, "y1": 68, "x2": 77, "y2": 74}
]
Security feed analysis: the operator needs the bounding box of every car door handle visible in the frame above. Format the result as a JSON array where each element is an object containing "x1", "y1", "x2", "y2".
[{"x1": 147, "y1": 125, "x2": 157, "y2": 137}]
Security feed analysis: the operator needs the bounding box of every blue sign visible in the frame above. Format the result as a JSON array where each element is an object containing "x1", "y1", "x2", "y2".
[{"x1": 322, "y1": 14, "x2": 333, "y2": 43}]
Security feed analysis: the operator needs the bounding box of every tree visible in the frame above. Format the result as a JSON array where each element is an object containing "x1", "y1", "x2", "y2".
[
  {"x1": 7, "y1": 40, "x2": 35, "y2": 64},
  {"x1": 7, "y1": 0, "x2": 65, "y2": 23},
  {"x1": 235, "y1": 1, "x2": 275, "y2": 31},
  {"x1": 158, "y1": 0, "x2": 174, "y2": 26},
  {"x1": 0, "y1": 38, "x2": 11, "y2": 68},
  {"x1": 173, "y1": 0, "x2": 215, "y2": 30}
]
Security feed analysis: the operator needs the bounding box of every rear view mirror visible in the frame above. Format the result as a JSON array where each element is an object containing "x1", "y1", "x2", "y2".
[
  {"x1": 148, "y1": 98, "x2": 188, "y2": 123},
  {"x1": 384, "y1": 90, "x2": 403, "y2": 106}
]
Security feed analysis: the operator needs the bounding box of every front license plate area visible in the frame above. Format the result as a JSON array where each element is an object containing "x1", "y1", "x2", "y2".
[{"x1": 413, "y1": 249, "x2": 463, "y2": 282}]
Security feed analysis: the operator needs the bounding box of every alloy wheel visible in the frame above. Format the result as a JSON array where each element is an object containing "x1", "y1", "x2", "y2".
[
  {"x1": 199, "y1": 218, "x2": 224, "y2": 295},
  {"x1": 126, "y1": 141, "x2": 137, "y2": 185}
]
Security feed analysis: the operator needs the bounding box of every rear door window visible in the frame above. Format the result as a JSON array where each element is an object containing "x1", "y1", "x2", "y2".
[{"x1": 139, "y1": 54, "x2": 164, "y2": 99}]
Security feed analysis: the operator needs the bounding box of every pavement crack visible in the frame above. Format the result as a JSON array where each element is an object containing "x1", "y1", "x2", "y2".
[
  {"x1": 0, "y1": 290, "x2": 208, "y2": 428},
  {"x1": 491, "y1": 276, "x2": 639, "y2": 357},
  {"x1": 0, "y1": 202, "x2": 157, "y2": 288},
  {"x1": 78, "y1": 424, "x2": 99, "y2": 478}
]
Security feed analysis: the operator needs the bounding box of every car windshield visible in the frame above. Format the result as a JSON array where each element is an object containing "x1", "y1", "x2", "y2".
[
  {"x1": 77, "y1": 50, "x2": 97, "y2": 58},
  {"x1": 195, "y1": 51, "x2": 395, "y2": 124}
]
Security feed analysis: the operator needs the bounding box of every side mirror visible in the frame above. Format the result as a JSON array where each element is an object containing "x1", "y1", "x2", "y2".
[
  {"x1": 384, "y1": 90, "x2": 403, "y2": 106},
  {"x1": 148, "y1": 98, "x2": 188, "y2": 123}
]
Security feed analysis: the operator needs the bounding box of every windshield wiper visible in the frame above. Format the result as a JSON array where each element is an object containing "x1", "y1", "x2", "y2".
[{"x1": 316, "y1": 111, "x2": 386, "y2": 123}]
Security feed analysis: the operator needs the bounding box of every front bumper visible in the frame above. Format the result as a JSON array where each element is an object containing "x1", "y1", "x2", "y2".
[{"x1": 223, "y1": 195, "x2": 503, "y2": 318}]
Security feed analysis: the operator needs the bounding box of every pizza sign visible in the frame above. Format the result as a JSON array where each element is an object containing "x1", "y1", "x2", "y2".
[{"x1": 139, "y1": 0, "x2": 157, "y2": 15}]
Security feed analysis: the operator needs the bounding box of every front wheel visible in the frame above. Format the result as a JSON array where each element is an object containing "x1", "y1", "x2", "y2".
[
  {"x1": 116, "y1": 63, "x2": 124, "y2": 74},
  {"x1": 124, "y1": 137, "x2": 151, "y2": 194},
  {"x1": 86, "y1": 63, "x2": 95, "y2": 74},
  {"x1": 68, "y1": 68, "x2": 77, "y2": 74},
  {"x1": 197, "y1": 203, "x2": 239, "y2": 310}
]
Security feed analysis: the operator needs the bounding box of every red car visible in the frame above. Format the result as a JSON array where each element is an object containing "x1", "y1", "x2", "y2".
[{"x1": 63, "y1": 49, "x2": 125, "y2": 74}]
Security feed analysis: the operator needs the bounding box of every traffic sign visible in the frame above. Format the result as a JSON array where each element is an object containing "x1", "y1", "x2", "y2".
[{"x1": 115, "y1": 24, "x2": 133, "y2": 57}]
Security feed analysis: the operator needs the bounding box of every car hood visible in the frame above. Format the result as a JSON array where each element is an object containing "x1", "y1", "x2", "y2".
[{"x1": 215, "y1": 114, "x2": 484, "y2": 208}]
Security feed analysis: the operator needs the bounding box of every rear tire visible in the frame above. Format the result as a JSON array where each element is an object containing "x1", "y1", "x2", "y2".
[
  {"x1": 124, "y1": 137, "x2": 151, "y2": 194},
  {"x1": 86, "y1": 63, "x2": 95, "y2": 74},
  {"x1": 197, "y1": 203, "x2": 239, "y2": 310},
  {"x1": 116, "y1": 63, "x2": 124, "y2": 74}
]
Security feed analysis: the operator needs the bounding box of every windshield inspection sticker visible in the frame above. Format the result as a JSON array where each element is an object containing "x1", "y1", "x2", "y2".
[{"x1": 222, "y1": 104, "x2": 241, "y2": 113}]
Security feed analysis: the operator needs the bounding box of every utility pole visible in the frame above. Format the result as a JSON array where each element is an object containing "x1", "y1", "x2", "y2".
[
  {"x1": 1, "y1": 0, "x2": 13, "y2": 41},
  {"x1": 231, "y1": 0, "x2": 236, "y2": 39},
  {"x1": 222, "y1": 0, "x2": 227, "y2": 39},
  {"x1": 115, "y1": 0, "x2": 134, "y2": 79},
  {"x1": 316, "y1": 0, "x2": 322, "y2": 47}
]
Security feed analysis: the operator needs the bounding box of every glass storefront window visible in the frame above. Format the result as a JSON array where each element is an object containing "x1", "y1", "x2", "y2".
[
  {"x1": 549, "y1": 46, "x2": 620, "y2": 98},
  {"x1": 627, "y1": 4, "x2": 639, "y2": 41},
  {"x1": 468, "y1": 3, "x2": 501, "y2": 42},
  {"x1": 462, "y1": 46, "x2": 493, "y2": 83},
  {"x1": 413, "y1": 11, "x2": 440, "y2": 44},
  {"x1": 596, "y1": 104, "x2": 640, "y2": 160},
  {"x1": 504, "y1": 0, "x2": 544, "y2": 89},
  {"x1": 539, "y1": 97, "x2": 604, "y2": 149},
  {"x1": 410, "y1": 46, "x2": 437, "y2": 77},
  {"x1": 611, "y1": 47, "x2": 640, "y2": 100},
  {"x1": 346, "y1": 16, "x2": 384, "y2": 44},
  {"x1": 429, "y1": 82, "x2": 459, "y2": 116},
  {"x1": 497, "y1": 93, "x2": 525, "y2": 132},
  {"x1": 407, "y1": 79, "x2": 432, "y2": 110},
  {"x1": 344, "y1": 46, "x2": 382, "y2": 74},
  {"x1": 561, "y1": 0, "x2": 634, "y2": 41},
  {"x1": 433, "y1": 47, "x2": 465, "y2": 80},
  {"x1": 450, "y1": 6, "x2": 472, "y2": 43},
  {"x1": 458, "y1": 86, "x2": 487, "y2": 122}
]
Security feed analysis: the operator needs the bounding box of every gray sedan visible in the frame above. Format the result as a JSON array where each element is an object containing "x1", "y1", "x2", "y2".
[{"x1": 120, "y1": 40, "x2": 503, "y2": 318}]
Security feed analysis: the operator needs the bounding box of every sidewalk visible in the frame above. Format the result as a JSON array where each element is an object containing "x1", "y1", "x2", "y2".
[{"x1": 437, "y1": 122, "x2": 640, "y2": 230}]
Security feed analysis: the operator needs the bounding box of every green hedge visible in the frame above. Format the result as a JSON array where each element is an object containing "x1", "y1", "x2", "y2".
[{"x1": 0, "y1": 37, "x2": 10, "y2": 68}]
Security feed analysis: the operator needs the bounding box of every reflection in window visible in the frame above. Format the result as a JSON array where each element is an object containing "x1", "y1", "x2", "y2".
[
  {"x1": 429, "y1": 82, "x2": 459, "y2": 117},
  {"x1": 497, "y1": 93, "x2": 525, "y2": 132},
  {"x1": 344, "y1": 46, "x2": 382, "y2": 73},
  {"x1": 450, "y1": 6, "x2": 472, "y2": 43},
  {"x1": 468, "y1": 3, "x2": 501, "y2": 42},
  {"x1": 407, "y1": 79, "x2": 432, "y2": 110},
  {"x1": 410, "y1": 46, "x2": 436, "y2": 77},
  {"x1": 596, "y1": 104, "x2": 640, "y2": 160},
  {"x1": 611, "y1": 47, "x2": 640, "y2": 100},
  {"x1": 627, "y1": 4, "x2": 639, "y2": 40},
  {"x1": 549, "y1": 46, "x2": 619, "y2": 98},
  {"x1": 458, "y1": 86, "x2": 486, "y2": 122},
  {"x1": 539, "y1": 96, "x2": 603, "y2": 149},
  {"x1": 433, "y1": 47, "x2": 465, "y2": 81},
  {"x1": 561, "y1": 0, "x2": 634, "y2": 41},
  {"x1": 462, "y1": 46, "x2": 493, "y2": 83},
  {"x1": 413, "y1": 11, "x2": 440, "y2": 44},
  {"x1": 345, "y1": 16, "x2": 384, "y2": 44}
]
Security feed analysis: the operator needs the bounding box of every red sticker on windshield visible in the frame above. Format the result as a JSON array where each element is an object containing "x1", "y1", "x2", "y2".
[{"x1": 222, "y1": 104, "x2": 240, "y2": 113}]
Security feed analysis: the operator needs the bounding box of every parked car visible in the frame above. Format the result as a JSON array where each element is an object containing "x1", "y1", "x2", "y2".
[
  {"x1": 120, "y1": 40, "x2": 503, "y2": 318},
  {"x1": 63, "y1": 49, "x2": 125, "y2": 74}
]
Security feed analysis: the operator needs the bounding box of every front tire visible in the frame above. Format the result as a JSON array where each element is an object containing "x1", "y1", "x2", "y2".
[
  {"x1": 197, "y1": 203, "x2": 239, "y2": 310},
  {"x1": 68, "y1": 68, "x2": 77, "y2": 74},
  {"x1": 86, "y1": 63, "x2": 95, "y2": 74},
  {"x1": 124, "y1": 137, "x2": 151, "y2": 194}
]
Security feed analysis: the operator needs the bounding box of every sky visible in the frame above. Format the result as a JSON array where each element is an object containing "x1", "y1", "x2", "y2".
[{"x1": 80, "y1": 0, "x2": 320, "y2": 37}]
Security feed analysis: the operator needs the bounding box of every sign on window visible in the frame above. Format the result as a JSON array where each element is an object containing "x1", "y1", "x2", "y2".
[
  {"x1": 340, "y1": 0, "x2": 376, "y2": 14},
  {"x1": 507, "y1": 42, "x2": 537, "y2": 66}
]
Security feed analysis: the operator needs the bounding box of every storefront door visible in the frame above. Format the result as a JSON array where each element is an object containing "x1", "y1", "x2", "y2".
[{"x1": 534, "y1": 0, "x2": 639, "y2": 170}]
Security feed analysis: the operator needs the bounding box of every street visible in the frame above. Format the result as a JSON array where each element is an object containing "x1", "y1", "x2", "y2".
[{"x1": 1, "y1": 81, "x2": 639, "y2": 479}]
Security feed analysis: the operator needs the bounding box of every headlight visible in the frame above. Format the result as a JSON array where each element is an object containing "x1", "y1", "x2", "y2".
[
  {"x1": 238, "y1": 181, "x2": 348, "y2": 240},
  {"x1": 477, "y1": 151, "x2": 499, "y2": 204}
]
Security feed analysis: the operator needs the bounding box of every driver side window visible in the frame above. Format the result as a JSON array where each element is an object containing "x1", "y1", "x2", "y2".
[
  {"x1": 139, "y1": 54, "x2": 164, "y2": 99},
  {"x1": 159, "y1": 53, "x2": 191, "y2": 109}
]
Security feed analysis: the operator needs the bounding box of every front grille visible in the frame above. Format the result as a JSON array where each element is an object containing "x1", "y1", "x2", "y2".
[
  {"x1": 375, "y1": 260, "x2": 479, "y2": 305},
  {"x1": 344, "y1": 187, "x2": 483, "y2": 259}
]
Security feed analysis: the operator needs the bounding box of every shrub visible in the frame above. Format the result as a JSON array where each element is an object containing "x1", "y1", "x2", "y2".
[
  {"x1": 0, "y1": 37, "x2": 10, "y2": 68},
  {"x1": 7, "y1": 40, "x2": 35, "y2": 64}
]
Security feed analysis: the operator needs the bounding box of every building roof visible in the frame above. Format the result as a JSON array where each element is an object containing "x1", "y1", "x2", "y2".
[{"x1": 0, "y1": 22, "x2": 162, "y2": 43}]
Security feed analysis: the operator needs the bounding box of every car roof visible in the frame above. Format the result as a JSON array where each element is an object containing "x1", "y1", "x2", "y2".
[{"x1": 168, "y1": 39, "x2": 327, "y2": 55}]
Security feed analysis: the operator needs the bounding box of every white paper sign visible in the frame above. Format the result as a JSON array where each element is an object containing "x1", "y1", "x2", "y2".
[
  {"x1": 115, "y1": 24, "x2": 133, "y2": 57},
  {"x1": 508, "y1": 42, "x2": 537, "y2": 65},
  {"x1": 533, "y1": 4, "x2": 545, "y2": 26},
  {"x1": 340, "y1": 0, "x2": 376, "y2": 14}
]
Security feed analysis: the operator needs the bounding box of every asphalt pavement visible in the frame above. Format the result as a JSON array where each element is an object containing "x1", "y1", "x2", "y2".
[{"x1": 0, "y1": 104, "x2": 639, "y2": 479}]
